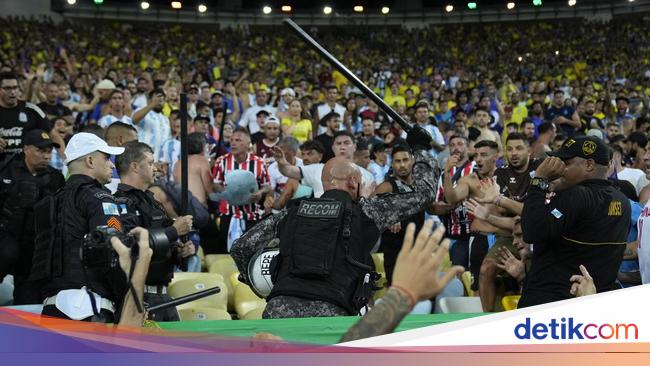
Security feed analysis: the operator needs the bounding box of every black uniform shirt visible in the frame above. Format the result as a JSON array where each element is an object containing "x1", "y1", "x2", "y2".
[
  {"x1": 519, "y1": 179, "x2": 630, "y2": 308},
  {"x1": 0, "y1": 101, "x2": 51, "y2": 156}
]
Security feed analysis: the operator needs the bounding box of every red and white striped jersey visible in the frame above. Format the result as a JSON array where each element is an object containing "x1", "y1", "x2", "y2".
[
  {"x1": 435, "y1": 160, "x2": 476, "y2": 239},
  {"x1": 212, "y1": 153, "x2": 270, "y2": 220}
]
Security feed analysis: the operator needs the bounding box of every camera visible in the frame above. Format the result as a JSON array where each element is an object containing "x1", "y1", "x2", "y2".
[{"x1": 80, "y1": 226, "x2": 171, "y2": 270}]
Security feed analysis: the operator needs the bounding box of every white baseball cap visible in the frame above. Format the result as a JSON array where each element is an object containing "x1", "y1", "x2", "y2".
[
  {"x1": 265, "y1": 116, "x2": 280, "y2": 126},
  {"x1": 64, "y1": 133, "x2": 125, "y2": 165},
  {"x1": 96, "y1": 79, "x2": 116, "y2": 90},
  {"x1": 280, "y1": 88, "x2": 296, "y2": 97}
]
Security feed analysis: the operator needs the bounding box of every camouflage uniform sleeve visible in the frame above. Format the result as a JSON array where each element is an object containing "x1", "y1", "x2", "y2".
[
  {"x1": 360, "y1": 150, "x2": 439, "y2": 233},
  {"x1": 231, "y1": 210, "x2": 288, "y2": 285}
]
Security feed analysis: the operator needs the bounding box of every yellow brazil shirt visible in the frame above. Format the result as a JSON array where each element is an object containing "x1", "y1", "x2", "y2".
[{"x1": 282, "y1": 118, "x2": 313, "y2": 143}]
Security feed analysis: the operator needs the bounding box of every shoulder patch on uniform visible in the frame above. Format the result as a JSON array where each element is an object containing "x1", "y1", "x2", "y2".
[
  {"x1": 94, "y1": 191, "x2": 114, "y2": 200},
  {"x1": 297, "y1": 200, "x2": 342, "y2": 219},
  {"x1": 25, "y1": 102, "x2": 46, "y2": 119},
  {"x1": 102, "y1": 202, "x2": 121, "y2": 216},
  {"x1": 551, "y1": 208, "x2": 563, "y2": 219}
]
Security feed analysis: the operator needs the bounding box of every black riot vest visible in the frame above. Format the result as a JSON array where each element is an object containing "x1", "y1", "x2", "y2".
[
  {"x1": 268, "y1": 189, "x2": 380, "y2": 315},
  {"x1": 115, "y1": 185, "x2": 176, "y2": 285},
  {"x1": 31, "y1": 178, "x2": 116, "y2": 300}
]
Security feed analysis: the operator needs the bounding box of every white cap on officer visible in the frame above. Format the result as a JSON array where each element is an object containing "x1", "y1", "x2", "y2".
[{"x1": 64, "y1": 132, "x2": 125, "y2": 165}]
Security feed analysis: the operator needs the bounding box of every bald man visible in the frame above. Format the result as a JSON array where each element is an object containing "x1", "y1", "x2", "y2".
[{"x1": 232, "y1": 140, "x2": 440, "y2": 318}]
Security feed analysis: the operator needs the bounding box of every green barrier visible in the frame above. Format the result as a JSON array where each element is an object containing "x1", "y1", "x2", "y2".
[{"x1": 158, "y1": 313, "x2": 485, "y2": 344}]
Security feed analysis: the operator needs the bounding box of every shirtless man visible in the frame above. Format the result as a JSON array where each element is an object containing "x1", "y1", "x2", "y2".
[
  {"x1": 473, "y1": 107, "x2": 502, "y2": 152},
  {"x1": 173, "y1": 132, "x2": 213, "y2": 206},
  {"x1": 442, "y1": 139, "x2": 499, "y2": 291}
]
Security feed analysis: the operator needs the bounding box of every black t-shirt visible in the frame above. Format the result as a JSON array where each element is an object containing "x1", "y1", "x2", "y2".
[
  {"x1": 546, "y1": 105, "x2": 576, "y2": 137},
  {"x1": 251, "y1": 131, "x2": 264, "y2": 145},
  {"x1": 37, "y1": 101, "x2": 72, "y2": 119},
  {"x1": 495, "y1": 158, "x2": 540, "y2": 202},
  {"x1": 0, "y1": 101, "x2": 51, "y2": 156}
]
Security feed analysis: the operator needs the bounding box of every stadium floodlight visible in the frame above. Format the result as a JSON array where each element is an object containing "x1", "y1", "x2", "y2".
[
  {"x1": 171, "y1": 1, "x2": 182, "y2": 9},
  {"x1": 555, "y1": 50, "x2": 559, "y2": 55},
  {"x1": 507, "y1": 2, "x2": 516, "y2": 9},
  {"x1": 467, "y1": 2, "x2": 477, "y2": 9},
  {"x1": 93, "y1": 0, "x2": 103, "y2": 4},
  {"x1": 381, "y1": 6, "x2": 390, "y2": 14},
  {"x1": 263, "y1": 5, "x2": 272, "y2": 14},
  {"x1": 281, "y1": 5, "x2": 292, "y2": 12},
  {"x1": 198, "y1": 4, "x2": 207, "y2": 13},
  {"x1": 517, "y1": 56, "x2": 523, "y2": 62},
  {"x1": 629, "y1": 0, "x2": 635, "y2": 2},
  {"x1": 140, "y1": 1, "x2": 150, "y2": 10},
  {"x1": 445, "y1": 5, "x2": 454, "y2": 12},
  {"x1": 67, "y1": 0, "x2": 77, "y2": 5},
  {"x1": 354, "y1": 5, "x2": 364, "y2": 12},
  {"x1": 323, "y1": 6, "x2": 332, "y2": 14},
  {"x1": 568, "y1": 0, "x2": 576, "y2": 5},
  {"x1": 533, "y1": 0, "x2": 543, "y2": 5}
]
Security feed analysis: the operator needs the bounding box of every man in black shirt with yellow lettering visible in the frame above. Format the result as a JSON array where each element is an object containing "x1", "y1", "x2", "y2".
[{"x1": 519, "y1": 136, "x2": 630, "y2": 308}]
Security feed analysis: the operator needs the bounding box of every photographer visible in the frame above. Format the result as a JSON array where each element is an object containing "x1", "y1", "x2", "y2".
[
  {"x1": 114, "y1": 141, "x2": 194, "y2": 321},
  {"x1": 31, "y1": 133, "x2": 126, "y2": 322}
]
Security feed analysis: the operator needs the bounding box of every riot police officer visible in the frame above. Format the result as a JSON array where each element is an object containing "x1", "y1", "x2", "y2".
[
  {"x1": 114, "y1": 141, "x2": 194, "y2": 321},
  {"x1": 31, "y1": 132, "x2": 126, "y2": 322},
  {"x1": 232, "y1": 126, "x2": 439, "y2": 318},
  {"x1": 0, "y1": 129, "x2": 64, "y2": 304}
]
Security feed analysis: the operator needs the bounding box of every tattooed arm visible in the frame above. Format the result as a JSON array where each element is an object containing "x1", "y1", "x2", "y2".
[
  {"x1": 339, "y1": 221, "x2": 464, "y2": 343},
  {"x1": 339, "y1": 288, "x2": 413, "y2": 342}
]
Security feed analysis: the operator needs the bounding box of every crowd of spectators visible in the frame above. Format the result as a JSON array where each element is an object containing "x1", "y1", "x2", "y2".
[{"x1": 1, "y1": 13, "x2": 650, "y2": 317}]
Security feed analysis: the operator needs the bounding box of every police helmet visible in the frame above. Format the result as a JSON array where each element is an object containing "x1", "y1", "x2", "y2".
[{"x1": 247, "y1": 240, "x2": 280, "y2": 298}]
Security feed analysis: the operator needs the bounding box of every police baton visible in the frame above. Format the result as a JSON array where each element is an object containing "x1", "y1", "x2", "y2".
[
  {"x1": 146, "y1": 286, "x2": 221, "y2": 312},
  {"x1": 283, "y1": 18, "x2": 412, "y2": 133}
]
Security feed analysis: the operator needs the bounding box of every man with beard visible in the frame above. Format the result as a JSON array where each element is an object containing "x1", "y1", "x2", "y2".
[
  {"x1": 519, "y1": 136, "x2": 630, "y2": 307},
  {"x1": 546, "y1": 90, "x2": 581, "y2": 138},
  {"x1": 413, "y1": 102, "x2": 445, "y2": 157},
  {"x1": 580, "y1": 98, "x2": 604, "y2": 130},
  {"x1": 374, "y1": 145, "x2": 424, "y2": 284},
  {"x1": 443, "y1": 140, "x2": 499, "y2": 291},
  {"x1": 473, "y1": 107, "x2": 502, "y2": 152},
  {"x1": 132, "y1": 89, "x2": 171, "y2": 159},
  {"x1": 477, "y1": 133, "x2": 538, "y2": 311},
  {"x1": 431, "y1": 135, "x2": 476, "y2": 269},
  {"x1": 98, "y1": 90, "x2": 133, "y2": 129},
  {"x1": 520, "y1": 119, "x2": 535, "y2": 141}
]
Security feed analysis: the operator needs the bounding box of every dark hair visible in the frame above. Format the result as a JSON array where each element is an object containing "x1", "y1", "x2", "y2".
[
  {"x1": 609, "y1": 134, "x2": 626, "y2": 144},
  {"x1": 106, "y1": 121, "x2": 137, "y2": 139},
  {"x1": 521, "y1": 119, "x2": 535, "y2": 128},
  {"x1": 627, "y1": 131, "x2": 648, "y2": 149},
  {"x1": 474, "y1": 106, "x2": 489, "y2": 115},
  {"x1": 609, "y1": 143, "x2": 624, "y2": 157},
  {"x1": 554, "y1": 89, "x2": 565, "y2": 96},
  {"x1": 0, "y1": 71, "x2": 18, "y2": 84},
  {"x1": 636, "y1": 117, "x2": 650, "y2": 130},
  {"x1": 148, "y1": 88, "x2": 165, "y2": 98},
  {"x1": 326, "y1": 84, "x2": 338, "y2": 92},
  {"x1": 554, "y1": 134, "x2": 567, "y2": 143},
  {"x1": 194, "y1": 115, "x2": 210, "y2": 124},
  {"x1": 474, "y1": 140, "x2": 499, "y2": 150},
  {"x1": 355, "y1": 139, "x2": 370, "y2": 152},
  {"x1": 538, "y1": 121, "x2": 555, "y2": 134},
  {"x1": 391, "y1": 144, "x2": 411, "y2": 159},
  {"x1": 109, "y1": 89, "x2": 123, "y2": 99},
  {"x1": 506, "y1": 132, "x2": 530, "y2": 146},
  {"x1": 332, "y1": 130, "x2": 355, "y2": 146},
  {"x1": 506, "y1": 122, "x2": 519, "y2": 130},
  {"x1": 188, "y1": 132, "x2": 207, "y2": 155},
  {"x1": 116, "y1": 141, "x2": 154, "y2": 176},
  {"x1": 448, "y1": 134, "x2": 468, "y2": 144},
  {"x1": 320, "y1": 111, "x2": 341, "y2": 126},
  {"x1": 233, "y1": 126, "x2": 251, "y2": 137},
  {"x1": 300, "y1": 140, "x2": 325, "y2": 155},
  {"x1": 80, "y1": 124, "x2": 105, "y2": 139}
]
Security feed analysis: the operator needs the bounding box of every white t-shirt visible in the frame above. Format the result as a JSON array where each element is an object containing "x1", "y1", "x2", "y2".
[
  {"x1": 617, "y1": 168, "x2": 646, "y2": 195},
  {"x1": 299, "y1": 162, "x2": 375, "y2": 198},
  {"x1": 133, "y1": 108, "x2": 171, "y2": 160},
  {"x1": 269, "y1": 158, "x2": 303, "y2": 197},
  {"x1": 637, "y1": 203, "x2": 650, "y2": 284},
  {"x1": 240, "y1": 105, "x2": 277, "y2": 134},
  {"x1": 316, "y1": 102, "x2": 346, "y2": 136},
  {"x1": 97, "y1": 114, "x2": 133, "y2": 129}
]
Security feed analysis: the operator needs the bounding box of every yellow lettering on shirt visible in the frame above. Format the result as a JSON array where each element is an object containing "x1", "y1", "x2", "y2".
[{"x1": 608, "y1": 201, "x2": 622, "y2": 216}]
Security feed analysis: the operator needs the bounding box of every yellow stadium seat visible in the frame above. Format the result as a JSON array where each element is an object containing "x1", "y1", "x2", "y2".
[
  {"x1": 229, "y1": 272, "x2": 241, "y2": 291},
  {"x1": 373, "y1": 271, "x2": 388, "y2": 301},
  {"x1": 197, "y1": 246, "x2": 206, "y2": 271},
  {"x1": 234, "y1": 282, "x2": 266, "y2": 318},
  {"x1": 371, "y1": 253, "x2": 384, "y2": 273},
  {"x1": 461, "y1": 271, "x2": 475, "y2": 297},
  {"x1": 168, "y1": 273, "x2": 228, "y2": 310},
  {"x1": 172, "y1": 272, "x2": 223, "y2": 283},
  {"x1": 501, "y1": 295, "x2": 521, "y2": 311},
  {"x1": 178, "y1": 307, "x2": 232, "y2": 321},
  {"x1": 241, "y1": 307, "x2": 264, "y2": 320},
  {"x1": 209, "y1": 256, "x2": 239, "y2": 311},
  {"x1": 204, "y1": 254, "x2": 230, "y2": 269}
]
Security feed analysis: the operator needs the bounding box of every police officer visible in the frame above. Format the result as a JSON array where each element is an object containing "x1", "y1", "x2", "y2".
[
  {"x1": 519, "y1": 135, "x2": 631, "y2": 308},
  {"x1": 114, "y1": 141, "x2": 194, "y2": 321},
  {"x1": 30, "y1": 132, "x2": 126, "y2": 322},
  {"x1": 0, "y1": 129, "x2": 64, "y2": 304},
  {"x1": 231, "y1": 126, "x2": 439, "y2": 318}
]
